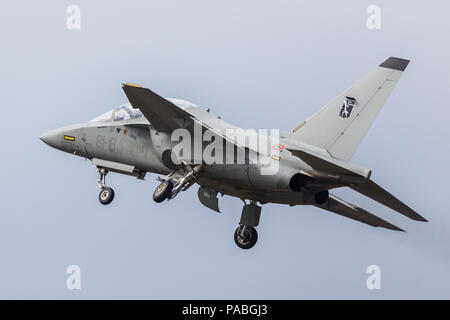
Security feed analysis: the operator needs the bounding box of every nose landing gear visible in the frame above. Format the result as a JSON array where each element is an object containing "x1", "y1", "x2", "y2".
[
  {"x1": 97, "y1": 167, "x2": 115, "y2": 205},
  {"x1": 99, "y1": 187, "x2": 115, "y2": 205}
]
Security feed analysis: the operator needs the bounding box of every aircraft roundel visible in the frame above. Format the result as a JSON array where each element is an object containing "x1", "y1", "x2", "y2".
[{"x1": 272, "y1": 144, "x2": 285, "y2": 151}]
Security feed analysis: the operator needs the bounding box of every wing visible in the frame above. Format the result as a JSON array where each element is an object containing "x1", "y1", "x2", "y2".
[
  {"x1": 314, "y1": 194, "x2": 404, "y2": 231},
  {"x1": 122, "y1": 83, "x2": 257, "y2": 154},
  {"x1": 122, "y1": 83, "x2": 192, "y2": 132},
  {"x1": 350, "y1": 180, "x2": 427, "y2": 222}
]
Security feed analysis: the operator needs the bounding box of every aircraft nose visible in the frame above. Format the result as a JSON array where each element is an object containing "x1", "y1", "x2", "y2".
[{"x1": 40, "y1": 128, "x2": 61, "y2": 149}]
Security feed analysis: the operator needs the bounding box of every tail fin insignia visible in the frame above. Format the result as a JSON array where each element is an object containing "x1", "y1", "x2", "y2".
[{"x1": 339, "y1": 96, "x2": 357, "y2": 118}]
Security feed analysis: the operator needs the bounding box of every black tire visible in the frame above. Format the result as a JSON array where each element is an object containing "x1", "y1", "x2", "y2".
[
  {"x1": 153, "y1": 180, "x2": 173, "y2": 203},
  {"x1": 99, "y1": 187, "x2": 115, "y2": 205},
  {"x1": 234, "y1": 225, "x2": 258, "y2": 249}
]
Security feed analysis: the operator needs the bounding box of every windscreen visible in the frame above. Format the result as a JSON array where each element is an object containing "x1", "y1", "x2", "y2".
[{"x1": 89, "y1": 104, "x2": 143, "y2": 123}]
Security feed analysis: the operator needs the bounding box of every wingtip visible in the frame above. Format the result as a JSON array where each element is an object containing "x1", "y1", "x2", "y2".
[
  {"x1": 379, "y1": 57, "x2": 410, "y2": 71},
  {"x1": 122, "y1": 82, "x2": 143, "y2": 88},
  {"x1": 381, "y1": 223, "x2": 405, "y2": 232},
  {"x1": 409, "y1": 211, "x2": 428, "y2": 222}
]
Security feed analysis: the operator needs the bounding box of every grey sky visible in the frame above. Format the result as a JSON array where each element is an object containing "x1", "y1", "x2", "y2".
[{"x1": 0, "y1": 0, "x2": 449, "y2": 298}]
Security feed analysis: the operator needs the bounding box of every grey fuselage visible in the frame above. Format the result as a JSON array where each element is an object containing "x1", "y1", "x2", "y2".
[
  {"x1": 41, "y1": 104, "x2": 335, "y2": 206},
  {"x1": 40, "y1": 58, "x2": 426, "y2": 235}
]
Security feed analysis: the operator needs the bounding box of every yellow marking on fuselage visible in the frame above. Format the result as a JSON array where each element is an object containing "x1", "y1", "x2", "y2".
[
  {"x1": 271, "y1": 155, "x2": 280, "y2": 161},
  {"x1": 64, "y1": 135, "x2": 75, "y2": 141}
]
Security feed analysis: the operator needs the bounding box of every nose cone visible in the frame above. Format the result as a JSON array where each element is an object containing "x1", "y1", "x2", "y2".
[
  {"x1": 40, "y1": 128, "x2": 62, "y2": 150},
  {"x1": 40, "y1": 123, "x2": 86, "y2": 154}
]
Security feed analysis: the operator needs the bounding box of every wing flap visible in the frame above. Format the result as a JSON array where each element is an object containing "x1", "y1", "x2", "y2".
[
  {"x1": 315, "y1": 194, "x2": 404, "y2": 231},
  {"x1": 350, "y1": 180, "x2": 427, "y2": 222}
]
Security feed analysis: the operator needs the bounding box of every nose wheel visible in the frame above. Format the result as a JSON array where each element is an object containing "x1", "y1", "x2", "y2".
[
  {"x1": 99, "y1": 187, "x2": 115, "y2": 205},
  {"x1": 97, "y1": 167, "x2": 115, "y2": 205}
]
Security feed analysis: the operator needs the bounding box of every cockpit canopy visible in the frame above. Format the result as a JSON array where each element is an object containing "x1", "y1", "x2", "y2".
[
  {"x1": 89, "y1": 98, "x2": 199, "y2": 123},
  {"x1": 89, "y1": 103, "x2": 143, "y2": 123}
]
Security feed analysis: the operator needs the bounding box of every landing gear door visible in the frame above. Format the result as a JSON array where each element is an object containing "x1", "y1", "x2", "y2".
[{"x1": 198, "y1": 186, "x2": 220, "y2": 213}]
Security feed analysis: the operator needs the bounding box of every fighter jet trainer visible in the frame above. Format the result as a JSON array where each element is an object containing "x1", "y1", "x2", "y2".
[{"x1": 41, "y1": 57, "x2": 426, "y2": 249}]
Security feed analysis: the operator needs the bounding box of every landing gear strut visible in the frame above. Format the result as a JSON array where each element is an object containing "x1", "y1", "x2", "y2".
[
  {"x1": 152, "y1": 162, "x2": 204, "y2": 203},
  {"x1": 234, "y1": 200, "x2": 261, "y2": 249},
  {"x1": 97, "y1": 167, "x2": 115, "y2": 205}
]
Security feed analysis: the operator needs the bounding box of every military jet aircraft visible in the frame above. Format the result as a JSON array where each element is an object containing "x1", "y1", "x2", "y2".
[{"x1": 40, "y1": 57, "x2": 427, "y2": 249}]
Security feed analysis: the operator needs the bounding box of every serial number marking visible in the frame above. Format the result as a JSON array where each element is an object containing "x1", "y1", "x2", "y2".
[
  {"x1": 95, "y1": 134, "x2": 147, "y2": 156},
  {"x1": 182, "y1": 304, "x2": 268, "y2": 317}
]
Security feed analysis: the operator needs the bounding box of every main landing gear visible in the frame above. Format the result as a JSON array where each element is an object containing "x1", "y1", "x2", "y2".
[
  {"x1": 97, "y1": 167, "x2": 115, "y2": 205},
  {"x1": 234, "y1": 200, "x2": 261, "y2": 250},
  {"x1": 234, "y1": 225, "x2": 258, "y2": 250},
  {"x1": 152, "y1": 163, "x2": 262, "y2": 250},
  {"x1": 152, "y1": 162, "x2": 204, "y2": 203},
  {"x1": 153, "y1": 180, "x2": 173, "y2": 203}
]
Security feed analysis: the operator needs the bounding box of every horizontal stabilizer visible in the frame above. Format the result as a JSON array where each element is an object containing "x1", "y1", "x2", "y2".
[
  {"x1": 286, "y1": 144, "x2": 371, "y2": 180},
  {"x1": 350, "y1": 180, "x2": 427, "y2": 222},
  {"x1": 315, "y1": 194, "x2": 404, "y2": 231}
]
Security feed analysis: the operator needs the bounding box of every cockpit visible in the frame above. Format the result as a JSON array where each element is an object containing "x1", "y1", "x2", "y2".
[
  {"x1": 89, "y1": 103, "x2": 143, "y2": 123},
  {"x1": 89, "y1": 98, "x2": 200, "y2": 123}
]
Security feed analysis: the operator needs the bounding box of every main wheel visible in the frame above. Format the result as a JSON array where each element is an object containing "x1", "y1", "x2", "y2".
[
  {"x1": 153, "y1": 180, "x2": 173, "y2": 203},
  {"x1": 99, "y1": 187, "x2": 115, "y2": 205},
  {"x1": 234, "y1": 225, "x2": 258, "y2": 249}
]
